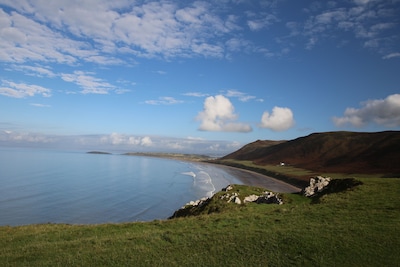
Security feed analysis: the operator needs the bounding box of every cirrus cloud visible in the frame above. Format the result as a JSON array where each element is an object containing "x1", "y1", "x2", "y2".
[
  {"x1": 259, "y1": 106, "x2": 295, "y2": 131},
  {"x1": 333, "y1": 94, "x2": 400, "y2": 127},
  {"x1": 196, "y1": 95, "x2": 252, "y2": 132}
]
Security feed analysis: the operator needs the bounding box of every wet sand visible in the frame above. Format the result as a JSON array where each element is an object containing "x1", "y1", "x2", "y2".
[{"x1": 215, "y1": 164, "x2": 302, "y2": 193}]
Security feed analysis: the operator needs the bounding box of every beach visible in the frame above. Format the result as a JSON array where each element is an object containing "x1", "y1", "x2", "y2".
[{"x1": 215, "y1": 164, "x2": 302, "y2": 193}]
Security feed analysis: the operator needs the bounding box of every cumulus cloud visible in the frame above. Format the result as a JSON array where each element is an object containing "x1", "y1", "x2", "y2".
[
  {"x1": 333, "y1": 94, "x2": 400, "y2": 127},
  {"x1": 196, "y1": 95, "x2": 252, "y2": 132},
  {"x1": 0, "y1": 80, "x2": 51, "y2": 98},
  {"x1": 259, "y1": 106, "x2": 295, "y2": 131}
]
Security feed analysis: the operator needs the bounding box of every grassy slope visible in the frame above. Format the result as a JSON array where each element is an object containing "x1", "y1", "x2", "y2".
[
  {"x1": 1, "y1": 178, "x2": 399, "y2": 266},
  {"x1": 221, "y1": 131, "x2": 400, "y2": 175}
]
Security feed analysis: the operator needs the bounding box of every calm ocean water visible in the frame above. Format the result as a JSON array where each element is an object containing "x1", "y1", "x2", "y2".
[{"x1": 0, "y1": 148, "x2": 244, "y2": 226}]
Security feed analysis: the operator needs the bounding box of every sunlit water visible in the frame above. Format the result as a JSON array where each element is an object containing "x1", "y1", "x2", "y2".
[{"x1": 0, "y1": 148, "x2": 244, "y2": 226}]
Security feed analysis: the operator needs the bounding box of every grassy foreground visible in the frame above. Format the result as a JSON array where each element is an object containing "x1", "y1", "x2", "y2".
[{"x1": 1, "y1": 178, "x2": 399, "y2": 266}]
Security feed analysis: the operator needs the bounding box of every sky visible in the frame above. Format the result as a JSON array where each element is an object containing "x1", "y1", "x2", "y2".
[{"x1": 0, "y1": 0, "x2": 399, "y2": 155}]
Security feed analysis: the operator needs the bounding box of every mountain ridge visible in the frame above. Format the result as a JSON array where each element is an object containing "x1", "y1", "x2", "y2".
[{"x1": 222, "y1": 131, "x2": 400, "y2": 175}]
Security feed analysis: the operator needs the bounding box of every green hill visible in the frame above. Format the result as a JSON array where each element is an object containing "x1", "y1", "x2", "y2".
[{"x1": 222, "y1": 131, "x2": 400, "y2": 176}]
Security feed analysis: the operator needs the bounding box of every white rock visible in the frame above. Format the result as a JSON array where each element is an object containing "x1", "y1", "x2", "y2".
[
  {"x1": 233, "y1": 196, "x2": 242, "y2": 204},
  {"x1": 244, "y1": 195, "x2": 259, "y2": 203},
  {"x1": 303, "y1": 176, "x2": 331, "y2": 197}
]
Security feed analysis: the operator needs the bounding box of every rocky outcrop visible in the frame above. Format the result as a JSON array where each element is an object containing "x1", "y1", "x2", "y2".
[
  {"x1": 185, "y1": 197, "x2": 209, "y2": 208},
  {"x1": 170, "y1": 184, "x2": 283, "y2": 219},
  {"x1": 303, "y1": 176, "x2": 331, "y2": 197},
  {"x1": 220, "y1": 185, "x2": 283, "y2": 205},
  {"x1": 302, "y1": 176, "x2": 363, "y2": 198},
  {"x1": 244, "y1": 192, "x2": 283, "y2": 205}
]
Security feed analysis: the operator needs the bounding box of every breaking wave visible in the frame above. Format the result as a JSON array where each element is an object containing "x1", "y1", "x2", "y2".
[
  {"x1": 181, "y1": 171, "x2": 196, "y2": 178},
  {"x1": 192, "y1": 170, "x2": 216, "y2": 198}
]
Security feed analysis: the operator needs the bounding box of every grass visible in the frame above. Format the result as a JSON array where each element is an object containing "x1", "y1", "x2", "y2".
[
  {"x1": 1, "y1": 177, "x2": 399, "y2": 266},
  {"x1": 211, "y1": 159, "x2": 392, "y2": 185}
]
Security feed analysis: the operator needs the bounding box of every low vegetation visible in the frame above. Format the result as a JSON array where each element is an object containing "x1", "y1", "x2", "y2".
[{"x1": 1, "y1": 177, "x2": 399, "y2": 266}]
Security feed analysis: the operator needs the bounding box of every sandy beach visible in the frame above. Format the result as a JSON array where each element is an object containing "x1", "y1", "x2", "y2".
[
  {"x1": 123, "y1": 152, "x2": 302, "y2": 193},
  {"x1": 211, "y1": 164, "x2": 302, "y2": 193}
]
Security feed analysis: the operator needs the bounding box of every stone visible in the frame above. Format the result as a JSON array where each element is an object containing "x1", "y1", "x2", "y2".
[
  {"x1": 303, "y1": 176, "x2": 331, "y2": 197},
  {"x1": 243, "y1": 192, "x2": 283, "y2": 205},
  {"x1": 223, "y1": 185, "x2": 233, "y2": 191},
  {"x1": 233, "y1": 196, "x2": 242, "y2": 204},
  {"x1": 244, "y1": 194, "x2": 259, "y2": 203}
]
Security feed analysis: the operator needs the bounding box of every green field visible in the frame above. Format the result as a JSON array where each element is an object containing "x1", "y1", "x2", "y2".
[{"x1": 1, "y1": 176, "x2": 399, "y2": 266}]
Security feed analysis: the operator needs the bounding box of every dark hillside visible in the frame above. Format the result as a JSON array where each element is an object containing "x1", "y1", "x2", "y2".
[
  {"x1": 222, "y1": 131, "x2": 400, "y2": 175},
  {"x1": 223, "y1": 139, "x2": 286, "y2": 160}
]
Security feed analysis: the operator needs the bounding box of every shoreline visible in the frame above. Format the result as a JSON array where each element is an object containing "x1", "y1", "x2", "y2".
[
  {"x1": 121, "y1": 152, "x2": 302, "y2": 193},
  {"x1": 208, "y1": 163, "x2": 302, "y2": 193}
]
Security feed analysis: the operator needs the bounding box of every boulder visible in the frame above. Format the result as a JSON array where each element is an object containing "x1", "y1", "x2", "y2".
[
  {"x1": 244, "y1": 194, "x2": 259, "y2": 203},
  {"x1": 233, "y1": 196, "x2": 242, "y2": 204},
  {"x1": 223, "y1": 185, "x2": 233, "y2": 191},
  {"x1": 303, "y1": 176, "x2": 331, "y2": 197}
]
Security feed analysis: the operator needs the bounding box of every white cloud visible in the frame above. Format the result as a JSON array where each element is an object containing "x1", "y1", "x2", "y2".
[
  {"x1": 259, "y1": 106, "x2": 295, "y2": 131},
  {"x1": 30, "y1": 103, "x2": 51, "y2": 108},
  {"x1": 300, "y1": 1, "x2": 399, "y2": 55},
  {"x1": 1, "y1": 0, "x2": 398, "y2": 64},
  {"x1": 60, "y1": 71, "x2": 117, "y2": 94},
  {"x1": 9, "y1": 64, "x2": 56, "y2": 77},
  {"x1": 247, "y1": 14, "x2": 278, "y2": 31},
  {"x1": 2, "y1": 0, "x2": 293, "y2": 65},
  {"x1": 0, "y1": 8, "x2": 89, "y2": 64},
  {"x1": 144, "y1": 97, "x2": 184, "y2": 105},
  {"x1": 101, "y1": 133, "x2": 153, "y2": 147},
  {"x1": 0, "y1": 1, "x2": 240, "y2": 63},
  {"x1": 0, "y1": 130, "x2": 240, "y2": 155},
  {"x1": 0, "y1": 130, "x2": 56, "y2": 143},
  {"x1": 333, "y1": 94, "x2": 400, "y2": 127},
  {"x1": 196, "y1": 95, "x2": 252, "y2": 132},
  {"x1": 225, "y1": 89, "x2": 257, "y2": 102},
  {"x1": 0, "y1": 80, "x2": 51, "y2": 98},
  {"x1": 183, "y1": 92, "x2": 209, "y2": 98},
  {"x1": 383, "y1": 52, "x2": 400, "y2": 59},
  {"x1": 140, "y1": 136, "x2": 153, "y2": 146}
]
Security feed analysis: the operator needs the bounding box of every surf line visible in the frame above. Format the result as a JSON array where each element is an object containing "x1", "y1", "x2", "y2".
[{"x1": 181, "y1": 171, "x2": 196, "y2": 178}]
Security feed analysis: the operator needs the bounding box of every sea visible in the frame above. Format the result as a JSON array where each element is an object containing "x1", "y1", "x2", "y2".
[{"x1": 0, "y1": 148, "x2": 245, "y2": 226}]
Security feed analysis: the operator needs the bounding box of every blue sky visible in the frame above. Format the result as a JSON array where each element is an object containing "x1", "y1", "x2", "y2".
[{"x1": 0, "y1": 0, "x2": 399, "y2": 155}]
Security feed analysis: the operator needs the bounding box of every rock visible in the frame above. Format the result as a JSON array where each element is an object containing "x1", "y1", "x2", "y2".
[
  {"x1": 233, "y1": 196, "x2": 241, "y2": 204},
  {"x1": 227, "y1": 193, "x2": 239, "y2": 203},
  {"x1": 244, "y1": 195, "x2": 259, "y2": 203},
  {"x1": 184, "y1": 197, "x2": 209, "y2": 208},
  {"x1": 303, "y1": 176, "x2": 331, "y2": 197},
  {"x1": 244, "y1": 192, "x2": 283, "y2": 205},
  {"x1": 223, "y1": 185, "x2": 233, "y2": 191}
]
